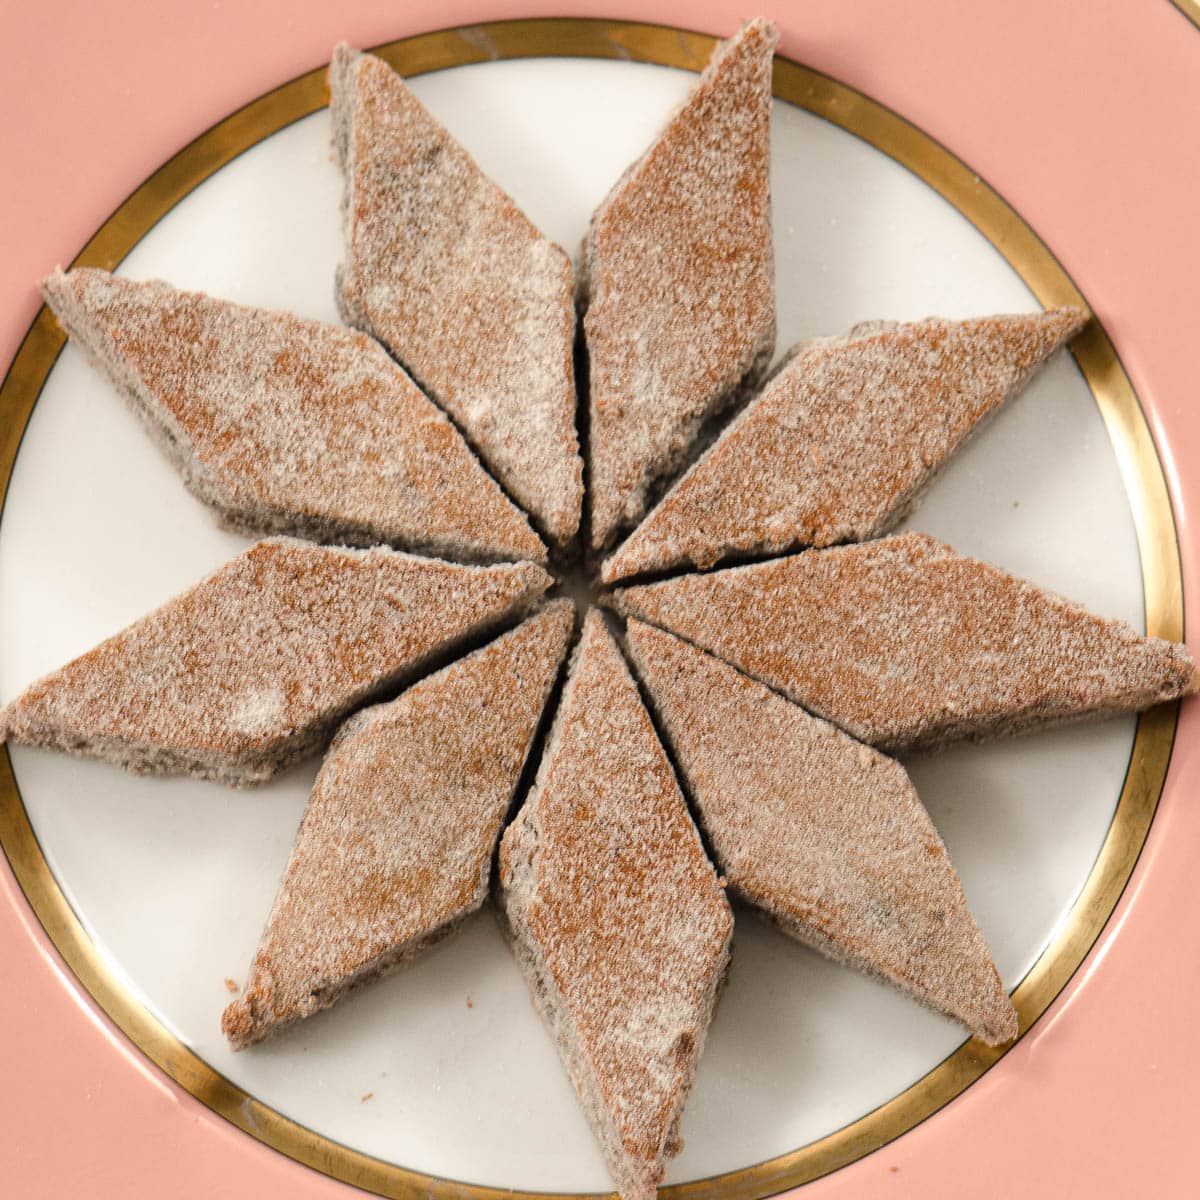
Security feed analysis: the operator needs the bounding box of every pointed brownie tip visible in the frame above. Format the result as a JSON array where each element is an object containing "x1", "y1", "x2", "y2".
[
  {"x1": 328, "y1": 42, "x2": 365, "y2": 135},
  {"x1": 978, "y1": 1001, "x2": 1020, "y2": 1047},
  {"x1": 1186, "y1": 660, "x2": 1200, "y2": 696},
  {"x1": 529, "y1": 596, "x2": 578, "y2": 645},
  {"x1": 993, "y1": 304, "x2": 1088, "y2": 373},
  {"x1": 41, "y1": 267, "x2": 119, "y2": 337},
  {"x1": 40, "y1": 266, "x2": 71, "y2": 311},
  {"x1": 330, "y1": 40, "x2": 358, "y2": 71},
  {"x1": 1040, "y1": 304, "x2": 1089, "y2": 341},
  {"x1": 221, "y1": 994, "x2": 256, "y2": 1050},
  {"x1": 511, "y1": 559, "x2": 555, "y2": 589},
  {"x1": 41, "y1": 264, "x2": 89, "y2": 302},
  {"x1": 705, "y1": 17, "x2": 780, "y2": 82},
  {"x1": 600, "y1": 534, "x2": 649, "y2": 586},
  {"x1": 328, "y1": 41, "x2": 362, "y2": 96}
]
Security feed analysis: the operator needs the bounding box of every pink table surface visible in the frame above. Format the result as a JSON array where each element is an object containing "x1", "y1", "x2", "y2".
[{"x1": 3, "y1": 2, "x2": 1199, "y2": 1197}]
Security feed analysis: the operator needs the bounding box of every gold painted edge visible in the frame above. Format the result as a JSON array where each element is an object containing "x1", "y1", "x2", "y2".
[
  {"x1": 1170, "y1": 0, "x2": 1200, "y2": 31},
  {"x1": 0, "y1": 17, "x2": 1182, "y2": 1200}
]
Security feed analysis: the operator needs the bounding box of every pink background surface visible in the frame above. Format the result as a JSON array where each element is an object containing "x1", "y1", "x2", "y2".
[{"x1": 3, "y1": 2, "x2": 1199, "y2": 1196}]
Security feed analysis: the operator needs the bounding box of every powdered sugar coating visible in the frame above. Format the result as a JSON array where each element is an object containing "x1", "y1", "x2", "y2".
[
  {"x1": 602, "y1": 308, "x2": 1087, "y2": 582},
  {"x1": 331, "y1": 46, "x2": 582, "y2": 546},
  {"x1": 222, "y1": 601, "x2": 574, "y2": 1048},
  {"x1": 626, "y1": 621, "x2": 1016, "y2": 1045},
  {"x1": 582, "y1": 19, "x2": 777, "y2": 550},
  {"x1": 614, "y1": 532, "x2": 1199, "y2": 751},
  {"x1": 498, "y1": 611, "x2": 731, "y2": 1199},
  {"x1": 41, "y1": 269, "x2": 545, "y2": 565},
  {"x1": 0, "y1": 539, "x2": 552, "y2": 784}
]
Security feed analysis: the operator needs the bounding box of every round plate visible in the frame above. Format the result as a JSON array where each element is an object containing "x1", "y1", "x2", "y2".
[{"x1": 0, "y1": 15, "x2": 1188, "y2": 1200}]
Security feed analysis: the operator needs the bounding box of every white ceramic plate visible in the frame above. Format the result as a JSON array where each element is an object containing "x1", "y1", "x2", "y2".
[{"x1": 0, "y1": 53, "x2": 1144, "y2": 1190}]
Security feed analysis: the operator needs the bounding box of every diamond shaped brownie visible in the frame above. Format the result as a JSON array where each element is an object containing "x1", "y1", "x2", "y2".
[
  {"x1": 331, "y1": 45, "x2": 583, "y2": 547},
  {"x1": 626, "y1": 620, "x2": 1016, "y2": 1044},
  {"x1": 498, "y1": 611, "x2": 732, "y2": 1200},
  {"x1": 613, "y1": 532, "x2": 1198, "y2": 751},
  {"x1": 42, "y1": 268, "x2": 546, "y2": 564},
  {"x1": 223, "y1": 601, "x2": 573, "y2": 1048},
  {"x1": 0, "y1": 539, "x2": 551, "y2": 784},
  {"x1": 582, "y1": 19, "x2": 778, "y2": 550},
  {"x1": 602, "y1": 308, "x2": 1086, "y2": 582}
]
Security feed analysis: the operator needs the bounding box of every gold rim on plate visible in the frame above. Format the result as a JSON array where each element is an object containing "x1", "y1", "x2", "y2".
[
  {"x1": 1170, "y1": 0, "x2": 1200, "y2": 32},
  {"x1": 0, "y1": 18, "x2": 1182, "y2": 1200}
]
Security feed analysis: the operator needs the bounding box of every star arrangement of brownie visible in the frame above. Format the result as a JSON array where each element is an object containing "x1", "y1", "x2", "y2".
[{"x1": 3, "y1": 20, "x2": 1196, "y2": 1200}]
